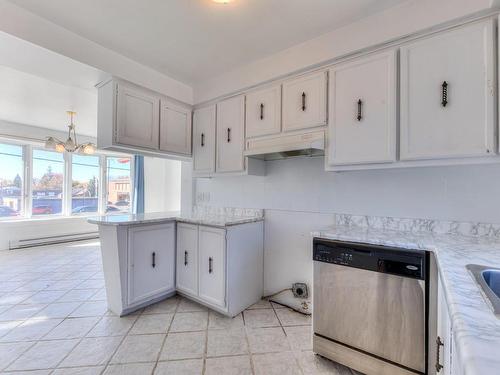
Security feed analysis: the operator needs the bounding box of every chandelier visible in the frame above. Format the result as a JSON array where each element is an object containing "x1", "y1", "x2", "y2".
[{"x1": 45, "y1": 111, "x2": 96, "y2": 154}]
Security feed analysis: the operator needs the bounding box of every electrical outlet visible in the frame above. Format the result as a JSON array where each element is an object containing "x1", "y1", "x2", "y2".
[{"x1": 292, "y1": 283, "x2": 308, "y2": 299}]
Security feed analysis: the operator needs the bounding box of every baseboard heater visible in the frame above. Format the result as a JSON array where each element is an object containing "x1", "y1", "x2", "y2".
[{"x1": 9, "y1": 231, "x2": 99, "y2": 250}]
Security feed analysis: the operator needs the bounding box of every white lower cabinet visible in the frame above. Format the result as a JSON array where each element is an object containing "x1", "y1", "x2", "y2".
[
  {"x1": 175, "y1": 221, "x2": 264, "y2": 316},
  {"x1": 198, "y1": 226, "x2": 226, "y2": 308},
  {"x1": 436, "y1": 274, "x2": 462, "y2": 375},
  {"x1": 176, "y1": 223, "x2": 199, "y2": 296},
  {"x1": 127, "y1": 223, "x2": 176, "y2": 306}
]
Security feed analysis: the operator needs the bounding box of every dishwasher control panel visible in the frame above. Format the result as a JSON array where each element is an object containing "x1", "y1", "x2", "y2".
[{"x1": 313, "y1": 238, "x2": 426, "y2": 280}]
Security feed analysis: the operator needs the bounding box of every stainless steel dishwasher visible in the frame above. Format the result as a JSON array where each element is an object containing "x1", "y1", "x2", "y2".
[{"x1": 313, "y1": 238, "x2": 428, "y2": 375}]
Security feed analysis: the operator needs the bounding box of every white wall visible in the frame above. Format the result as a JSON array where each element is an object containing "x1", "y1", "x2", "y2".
[
  {"x1": 0, "y1": 65, "x2": 98, "y2": 137},
  {"x1": 0, "y1": 0, "x2": 193, "y2": 105},
  {"x1": 144, "y1": 157, "x2": 182, "y2": 213},
  {"x1": 194, "y1": 0, "x2": 495, "y2": 103},
  {"x1": 195, "y1": 158, "x2": 500, "y2": 293},
  {"x1": 0, "y1": 217, "x2": 97, "y2": 251}
]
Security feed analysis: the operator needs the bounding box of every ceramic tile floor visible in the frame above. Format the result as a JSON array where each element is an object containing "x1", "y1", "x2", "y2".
[{"x1": 0, "y1": 241, "x2": 361, "y2": 375}]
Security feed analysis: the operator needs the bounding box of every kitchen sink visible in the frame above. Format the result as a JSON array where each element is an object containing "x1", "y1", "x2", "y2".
[{"x1": 467, "y1": 264, "x2": 500, "y2": 315}]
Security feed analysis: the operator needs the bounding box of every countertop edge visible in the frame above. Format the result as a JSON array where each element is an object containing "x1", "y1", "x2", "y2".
[{"x1": 87, "y1": 214, "x2": 264, "y2": 228}]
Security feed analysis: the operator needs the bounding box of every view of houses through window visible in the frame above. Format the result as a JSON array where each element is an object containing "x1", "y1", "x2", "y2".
[
  {"x1": 0, "y1": 141, "x2": 132, "y2": 218},
  {"x1": 0, "y1": 143, "x2": 23, "y2": 217},
  {"x1": 32, "y1": 149, "x2": 64, "y2": 215},
  {"x1": 72, "y1": 154, "x2": 99, "y2": 215},
  {"x1": 106, "y1": 157, "x2": 132, "y2": 214}
]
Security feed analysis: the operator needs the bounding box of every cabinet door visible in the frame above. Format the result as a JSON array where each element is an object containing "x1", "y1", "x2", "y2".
[
  {"x1": 116, "y1": 83, "x2": 160, "y2": 149},
  {"x1": 176, "y1": 223, "x2": 198, "y2": 296},
  {"x1": 245, "y1": 85, "x2": 281, "y2": 138},
  {"x1": 327, "y1": 50, "x2": 397, "y2": 166},
  {"x1": 159, "y1": 101, "x2": 192, "y2": 155},
  {"x1": 193, "y1": 105, "x2": 216, "y2": 174},
  {"x1": 437, "y1": 276, "x2": 452, "y2": 375},
  {"x1": 216, "y1": 96, "x2": 245, "y2": 173},
  {"x1": 198, "y1": 226, "x2": 226, "y2": 308},
  {"x1": 400, "y1": 20, "x2": 495, "y2": 160},
  {"x1": 127, "y1": 223, "x2": 175, "y2": 305},
  {"x1": 282, "y1": 71, "x2": 327, "y2": 132}
]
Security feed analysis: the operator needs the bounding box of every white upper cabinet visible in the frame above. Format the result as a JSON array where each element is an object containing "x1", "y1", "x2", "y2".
[
  {"x1": 216, "y1": 96, "x2": 245, "y2": 173},
  {"x1": 159, "y1": 101, "x2": 192, "y2": 155},
  {"x1": 400, "y1": 20, "x2": 495, "y2": 161},
  {"x1": 282, "y1": 71, "x2": 327, "y2": 132},
  {"x1": 327, "y1": 50, "x2": 397, "y2": 166},
  {"x1": 97, "y1": 78, "x2": 192, "y2": 159},
  {"x1": 116, "y1": 82, "x2": 160, "y2": 150},
  {"x1": 245, "y1": 85, "x2": 281, "y2": 138},
  {"x1": 193, "y1": 105, "x2": 216, "y2": 174}
]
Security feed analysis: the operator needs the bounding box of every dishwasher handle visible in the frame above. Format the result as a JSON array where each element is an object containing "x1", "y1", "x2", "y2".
[{"x1": 377, "y1": 258, "x2": 424, "y2": 279}]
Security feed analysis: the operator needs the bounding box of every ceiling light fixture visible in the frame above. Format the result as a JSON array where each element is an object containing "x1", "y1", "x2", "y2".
[
  {"x1": 45, "y1": 111, "x2": 96, "y2": 154},
  {"x1": 212, "y1": 0, "x2": 232, "y2": 4}
]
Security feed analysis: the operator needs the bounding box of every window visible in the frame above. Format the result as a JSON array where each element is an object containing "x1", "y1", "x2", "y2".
[
  {"x1": 0, "y1": 140, "x2": 135, "y2": 220},
  {"x1": 72, "y1": 154, "x2": 99, "y2": 215},
  {"x1": 32, "y1": 149, "x2": 64, "y2": 215},
  {"x1": 0, "y1": 143, "x2": 23, "y2": 217},
  {"x1": 106, "y1": 157, "x2": 132, "y2": 213}
]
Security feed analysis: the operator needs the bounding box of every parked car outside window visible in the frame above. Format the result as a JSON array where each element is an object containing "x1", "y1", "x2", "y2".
[
  {"x1": 0, "y1": 205, "x2": 19, "y2": 217},
  {"x1": 32, "y1": 205, "x2": 53, "y2": 215}
]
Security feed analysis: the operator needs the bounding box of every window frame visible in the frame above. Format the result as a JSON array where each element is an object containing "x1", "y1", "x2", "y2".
[
  {"x1": 0, "y1": 139, "x2": 134, "y2": 221},
  {"x1": 30, "y1": 146, "x2": 66, "y2": 218},
  {"x1": 0, "y1": 140, "x2": 27, "y2": 219}
]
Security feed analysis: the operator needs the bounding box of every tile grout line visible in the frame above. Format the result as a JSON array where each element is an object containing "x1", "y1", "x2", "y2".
[
  {"x1": 48, "y1": 309, "x2": 109, "y2": 373},
  {"x1": 93, "y1": 311, "x2": 141, "y2": 374},
  {"x1": 202, "y1": 303, "x2": 209, "y2": 375},
  {"x1": 150, "y1": 295, "x2": 180, "y2": 375},
  {"x1": 1, "y1": 249, "x2": 107, "y2": 373}
]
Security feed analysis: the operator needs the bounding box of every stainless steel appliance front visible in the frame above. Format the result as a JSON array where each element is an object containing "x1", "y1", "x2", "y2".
[{"x1": 313, "y1": 239, "x2": 427, "y2": 375}]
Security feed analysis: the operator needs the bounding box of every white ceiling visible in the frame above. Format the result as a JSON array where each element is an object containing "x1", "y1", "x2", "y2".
[{"x1": 8, "y1": 0, "x2": 407, "y2": 85}]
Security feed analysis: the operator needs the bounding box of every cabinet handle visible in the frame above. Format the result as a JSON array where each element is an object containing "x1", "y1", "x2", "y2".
[
  {"x1": 260, "y1": 103, "x2": 264, "y2": 120},
  {"x1": 227, "y1": 128, "x2": 231, "y2": 143},
  {"x1": 435, "y1": 336, "x2": 444, "y2": 372},
  {"x1": 302, "y1": 92, "x2": 306, "y2": 111},
  {"x1": 441, "y1": 81, "x2": 448, "y2": 107},
  {"x1": 209, "y1": 257, "x2": 213, "y2": 274},
  {"x1": 152, "y1": 252, "x2": 156, "y2": 268},
  {"x1": 184, "y1": 251, "x2": 188, "y2": 266},
  {"x1": 201, "y1": 133, "x2": 205, "y2": 147},
  {"x1": 357, "y1": 99, "x2": 363, "y2": 121}
]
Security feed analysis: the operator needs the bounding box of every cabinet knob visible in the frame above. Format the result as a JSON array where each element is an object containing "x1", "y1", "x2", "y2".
[
  {"x1": 302, "y1": 92, "x2": 306, "y2": 111},
  {"x1": 227, "y1": 128, "x2": 231, "y2": 143},
  {"x1": 152, "y1": 252, "x2": 156, "y2": 268},
  {"x1": 435, "y1": 336, "x2": 444, "y2": 372},
  {"x1": 201, "y1": 133, "x2": 205, "y2": 147},
  {"x1": 260, "y1": 103, "x2": 264, "y2": 120},
  {"x1": 184, "y1": 251, "x2": 188, "y2": 266},
  {"x1": 209, "y1": 257, "x2": 213, "y2": 274}
]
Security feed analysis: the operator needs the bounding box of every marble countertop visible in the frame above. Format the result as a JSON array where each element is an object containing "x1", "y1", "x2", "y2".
[
  {"x1": 87, "y1": 210, "x2": 264, "y2": 228},
  {"x1": 312, "y1": 225, "x2": 500, "y2": 375}
]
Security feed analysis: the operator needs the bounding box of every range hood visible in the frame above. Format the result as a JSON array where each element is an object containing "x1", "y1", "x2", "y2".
[{"x1": 244, "y1": 129, "x2": 325, "y2": 161}]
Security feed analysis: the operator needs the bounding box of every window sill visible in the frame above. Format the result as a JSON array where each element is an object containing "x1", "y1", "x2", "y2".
[{"x1": 0, "y1": 215, "x2": 97, "y2": 225}]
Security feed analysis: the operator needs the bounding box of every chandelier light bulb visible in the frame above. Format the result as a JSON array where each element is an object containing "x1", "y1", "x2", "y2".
[{"x1": 45, "y1": 111, "x2": 97, "y2": 154}]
